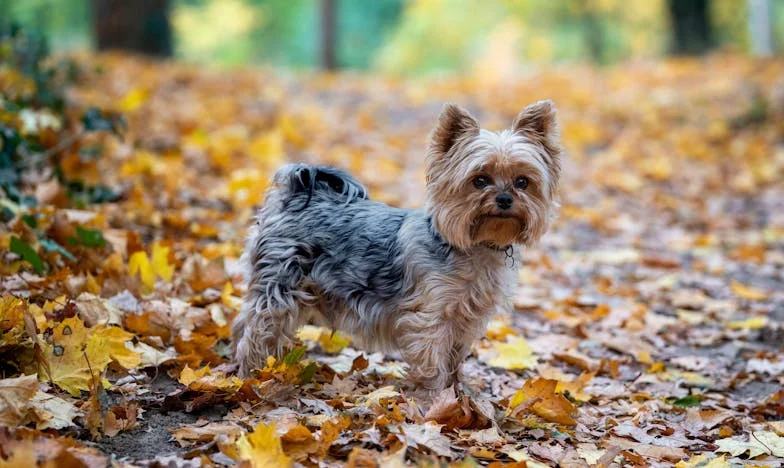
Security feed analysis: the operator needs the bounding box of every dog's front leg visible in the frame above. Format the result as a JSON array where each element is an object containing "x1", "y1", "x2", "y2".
[{"x1": 398, "y1": 324, "x2": 456, "y2": 391}]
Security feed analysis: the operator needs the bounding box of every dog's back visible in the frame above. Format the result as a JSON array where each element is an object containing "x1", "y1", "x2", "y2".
[{"x1": 232, "y1": 164, "x2": 410, "y2": 375}]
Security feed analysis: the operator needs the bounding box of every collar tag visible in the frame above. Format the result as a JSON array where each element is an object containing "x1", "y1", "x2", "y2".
[{"x1": 504, "y1": 245, "x2": 515, "y2": 269}]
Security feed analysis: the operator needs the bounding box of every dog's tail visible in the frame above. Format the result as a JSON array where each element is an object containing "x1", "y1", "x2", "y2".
[{"x1": 271, "y1": 163, "x2": 368, "y2": 211}]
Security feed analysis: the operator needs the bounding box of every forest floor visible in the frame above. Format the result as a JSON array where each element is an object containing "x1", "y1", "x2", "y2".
[{"x1": 1, "y1": 54, "x2": 783, "y2": 467}]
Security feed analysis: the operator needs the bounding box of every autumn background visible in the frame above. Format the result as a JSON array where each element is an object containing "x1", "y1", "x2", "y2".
[{"x1": 1, "y1": 0, "x2": 783, "y2": 466}]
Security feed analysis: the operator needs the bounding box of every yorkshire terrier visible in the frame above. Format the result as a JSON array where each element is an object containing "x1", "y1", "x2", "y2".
[{"x1": 231, "y1": 100, "x2": 562, "y2": 390}]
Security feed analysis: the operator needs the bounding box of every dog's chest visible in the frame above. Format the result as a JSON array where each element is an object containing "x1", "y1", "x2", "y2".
[{"x1": 409, "y1": 251, "x2": 514, "y2": 327}]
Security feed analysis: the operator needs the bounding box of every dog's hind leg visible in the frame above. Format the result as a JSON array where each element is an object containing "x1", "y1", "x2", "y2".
[{"x1": 231, "y1": 242, "x2": 317, "y2": 377}]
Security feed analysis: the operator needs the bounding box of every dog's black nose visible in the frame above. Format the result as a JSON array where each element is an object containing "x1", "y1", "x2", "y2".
[{"x1": 495, "y1": 193, "x2": 513, "y2": 210}]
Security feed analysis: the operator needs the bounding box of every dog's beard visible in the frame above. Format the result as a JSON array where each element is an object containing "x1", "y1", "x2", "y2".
[{"x1": 471, "y1": 215, "x2": 525, "y2": 247}]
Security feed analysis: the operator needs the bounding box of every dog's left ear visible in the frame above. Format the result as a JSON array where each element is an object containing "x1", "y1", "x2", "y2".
[
  {"x1": 428, "y1": 103, "x2": 480, "y2": 157},
  {"x1": 512, "y1": 100, "x2": 560, "y2": 156}
]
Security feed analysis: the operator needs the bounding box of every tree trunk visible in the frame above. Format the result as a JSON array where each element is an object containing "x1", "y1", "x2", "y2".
[
  {"x1": 320, "y1": 0, "x2": 337, "y2": 70},
  {"x1": 748, "y1": 0, "x2": 773, "y2": 56},
  {"x1": 668, "y1": 0, "x2": 713, "y2": 55},
  {"x1": 92, "y1": 0, "x2": 172, "y2": 57}
]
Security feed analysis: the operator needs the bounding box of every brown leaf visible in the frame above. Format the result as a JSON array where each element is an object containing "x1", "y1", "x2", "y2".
[{"x1": 508, "y1": 378, "x2": 578, "y2": 426}]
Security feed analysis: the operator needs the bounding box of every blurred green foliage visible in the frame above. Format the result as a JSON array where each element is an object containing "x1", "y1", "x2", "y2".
[{"x1": 2, "y1": 0, "x2": 783, "y2": 74}]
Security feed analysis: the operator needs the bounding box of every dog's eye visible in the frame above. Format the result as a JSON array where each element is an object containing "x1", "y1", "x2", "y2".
[
  {"x1": 514, "y1": 176, "x2": 529, "y2": 190},
  {"x1": 472, "y1": 176, "x2": 491, "y2": 189}
]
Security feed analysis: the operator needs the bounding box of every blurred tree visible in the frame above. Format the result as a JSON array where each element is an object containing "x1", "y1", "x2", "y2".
[
  {"x1": 320, "y1": 0, "x2": 337, "y2": 69},
  {"x1": 92, "y1": 0, "x2": 173, "y2": 56},
  {"x1": 668, "y1": 0, "x2": 713, "y2": 54}
]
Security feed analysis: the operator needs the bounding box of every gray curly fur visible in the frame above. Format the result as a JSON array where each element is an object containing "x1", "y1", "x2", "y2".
[{"x1": 230, "y1": 164, "x2": 515, "y2": 389}]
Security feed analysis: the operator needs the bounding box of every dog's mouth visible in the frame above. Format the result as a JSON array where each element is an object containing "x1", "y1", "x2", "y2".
[
  {"x1": 473, "y1": 213, "x2": 526, "y2": 224},
  {"x1": 470, "y1": 214, "x2": 526, "y2": 242}
]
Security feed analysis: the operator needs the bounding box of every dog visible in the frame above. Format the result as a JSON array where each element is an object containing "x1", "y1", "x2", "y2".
[{"x1": 231, "y1": 100, "x2": 562, "y2": 390}]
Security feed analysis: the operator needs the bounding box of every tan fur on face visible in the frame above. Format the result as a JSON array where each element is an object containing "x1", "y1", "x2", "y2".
[
  {"x1": 425, "y1": 101, "x2": 562, "y2": 250},
  {"x1": 472, "y1": 216, "x2": 522, "y2": 246}
]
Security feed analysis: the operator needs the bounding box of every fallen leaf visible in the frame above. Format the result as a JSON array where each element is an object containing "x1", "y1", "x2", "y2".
[
  {"x1": 486, "y1": 337, "x2": 537, "y2": 370},
  {"x1": 171, "y1": 420, "x2": 243, "y2": 447},
  {"x1": 29, "y1": 391, "x2": 81, "y2": 430},
  {"x1": 400, "y1": 422, "x2": 455, "y2": 458},
  {"x1": 0, "y1": 374, "x2": 39, "y2": 427},
  {"x1": 357, "y1": 386, "x2": 401, "y2": 406},
  {"x1": 236, "y1": 423, "x2": 292, "y2": 468},
  {"x1": 730, "y1": 280, "x2": 767, "y2": 301},
  {"x1": 726, "y1": 316, "x2": 768, "y2": 330},
  {"x1": 508, "y1": 378, "x2": 577, "y2": 426},
  {"x1": 675, "y1": 453, "x2": 731, "y2": 468},
  {"x1": 714, "y1": 431, "x2": 784, "y2": 458}
]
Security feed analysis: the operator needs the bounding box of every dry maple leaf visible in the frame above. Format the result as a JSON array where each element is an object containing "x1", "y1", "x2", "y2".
[
  {"x1": 483, "y1": 336, "x2": 537, "y2": 370},
  {"x1": 0, "y1": 295, "x2": 28, "y2": 349},
  {"x1": 508, "y1": 378, "x2": 578, "y2": 426},
  {"x1": 29, "y1": 391, "x2": 81, "y2": 430},
  {"x1": 128, "y1": 242, "x2": 175, "y2": 292},
  {"x1": 424, "y1": 388, "x2": 473, "y2": 430},
  {"x1": 38, "y1": 317, "x2": 140, "y2": 395},
  {"x1": 0, "y1": 374, "x2": 39, "y2": 427},
  {"x1": 236, "y1": 422, "x2": 292, "y2": 468}
]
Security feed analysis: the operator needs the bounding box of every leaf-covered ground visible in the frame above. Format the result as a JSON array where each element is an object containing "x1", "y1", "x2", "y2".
[{"x1": 1, "y1": 54, "x2": 783, "y2": 467}]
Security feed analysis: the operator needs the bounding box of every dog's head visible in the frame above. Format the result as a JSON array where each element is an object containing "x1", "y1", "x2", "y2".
[{"x1": 425, "y1": 100, "x2": 562, "y2": 250}]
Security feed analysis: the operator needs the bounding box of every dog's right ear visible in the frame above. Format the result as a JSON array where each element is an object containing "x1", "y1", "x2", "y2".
[{"x1": 427, "y1": 104, "x2": 480, "y2": 157}]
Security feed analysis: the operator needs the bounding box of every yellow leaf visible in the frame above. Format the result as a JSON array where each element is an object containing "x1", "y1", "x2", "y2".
[
  {"x1": 296, "y1": 325, "x2": 352, "y2": 354},
  {"x1": 129, "y1": 244, "x2": 174, "y2": 290},
  {"x1": 555, "y1": 372, "x2": 595, "y2": 402},
  {"x1": 119, "y1": 88, "x2": 149, "y2": 112},
  {"x1": 727, "y1": 316, "x2": 768, "y2": 330},
  {"x1": 236, "y1": 423, "x2": 292, "y2": 468},
  {"x1": 178, "y1": 364, "x2": 243, "y2": 392},
  {"x1": 297, "y1": 325, "x2": 325, "y2": 342},
  {"x1": 39, "y1": 317, "x2": 139, "y2": 395},
  {"x1": 178, "y1": 365, "x2": 212, "y2": 386},
  {"x1": 319, "y1": 330, "x2": 352, "y2": 354},
  {"x1": 0, "y1": 295, "x2": 27, "y2": 347},
  {"x1": 675, "y1": 454, "x2": 730, "y2": 468},
  {"x1": 485, "y1": 319, "x2": 517, "y2": 341},
  {"x1": 222, "y1": 281, "x2": 242, "y2": 310},
  {"x1": 129, "y1": 251, "x2": 155, "y2": 290},
  {"x1": 40, "y1": 317, "x2": 93, "y2": 395},
  {"x1": 731, "y1": 281, "x2": 767, "y2": 301},
  {"x1": 88, "y1": 325, "x2": 141, "y2": 369},
  {"x1": 151, "y1": 243, "x2": 174, "y2": 282},
  {"x1": 488, "y1": 337, "x2": 537, "y2": 370}
]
